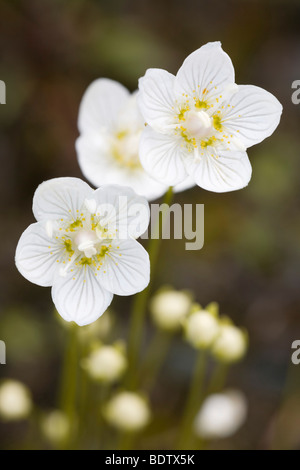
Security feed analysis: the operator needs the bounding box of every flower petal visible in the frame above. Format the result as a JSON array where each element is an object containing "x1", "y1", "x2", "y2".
[
  {"x1": 139, "y1": 126, "x2": 188, "y2": 186},
  {"x1": 96, "y1": 239, "x2": 150, "y2": 296},
  {"x1": 138, "y1": 69, "x2": 176, "y2": 132},
  {"x1": 174, "y1": 42, "x2": 235, "y2": 102},
  {"x1": 76, "y1": 135, "x2": 167, "y2": 201},
  {"x1": 174, "y1": 175, "x2": 196, "y2": 193},
  {"x1": 51, "y1": 266, "x2": 113, "y2": 326},
  {"x1": 221, "y1": 85, "x2": 282, "y2": 148},
  {"x1": 15, "y1": 222, "x2": 62, "y2": 287},
  {"x1": 76, "y1": 134, "x2": 118, "y2": 185},
  {"x1": 33, "y1": 177, "x2": 93, "y2": 222},
  {"x1": 112, "y1": 170, "x2": 167, "y2": 201},
  {"x1": 188, "y1": 149, "x2": 252, "y2": 193},
  {"x1": 78, "y1": 78, "x2": 130, "y2": 135},
  {"x1": 116, "y1": 90, "x2": 144, "y2": 132},
  {"x1": 93, "y1": 185, "x2": 150, "y2": 239}
]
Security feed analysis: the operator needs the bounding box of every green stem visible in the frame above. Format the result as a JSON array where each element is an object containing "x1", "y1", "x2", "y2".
[
  {"x1": 206, "y1": 361, "x2": 229, "y2": 395},
  {"x1": 140, "y1": 330, "x2": 172, "y2": 391},
  {"x1": 77, "y1": 342, "x2": 89, "y2": 447},
  {"x1": 177, "y1": 350, "x2": 207, "y2": 449},
  {"x1": 58, "y1": 323, "x2": 79, "y2": 449},
  {"x1": 125, "y1": 187, "x2": 174, "y2": 389}
]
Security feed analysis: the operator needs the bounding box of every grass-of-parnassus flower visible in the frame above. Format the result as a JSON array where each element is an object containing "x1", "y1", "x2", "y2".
[
  {"x1": 193, "y1": 389, "x2": 248, "y2": 439},
  {"x1": 76, "y1": 79, "x2": 195, "y2": 201},
  {"x1": 15, "y1": 177, "x2": 150, "y2": 326},
  {"x1": 138, "y1": 41, "x2": 282, "y2": 192}
]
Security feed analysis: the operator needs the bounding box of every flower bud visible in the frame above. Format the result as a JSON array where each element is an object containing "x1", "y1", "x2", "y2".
[
  {"x1": 212, "y1": 322, "x2": 247, "y2": 363},
  {"x1": 0, "y1": 379, "x2": 32, "y2": 421},
  {"x1": 184, "y1": 308, "x2": 220, "y2": 349},
  {"x1": 104, "y1": 392, "x2": 150, "y2": 432},
  {"x1": 41, "y1": 410, "x2": 70, "y2": 445},
  {"x1": 150, "y1": 287, "x2": 192, "y2": 332},
  {"x1": 193, "y1": 389, "x2": 247, "y2": 439},
  {"x1": 81, "y1": 342, "x2": 127, "y2": 383}
]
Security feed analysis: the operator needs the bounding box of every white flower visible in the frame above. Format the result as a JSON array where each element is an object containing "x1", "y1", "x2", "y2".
[
  {"x1": 104, "y1": 391, "x2": 150, "y2": 432},
  {"x1": 149, "y1": 287, "x2": 192, "y2": 332},
  {"x1": 184, "y1": 309, "x2": 220, "y2": 349},
  {"x1": 76, "y1": 79, "x2": 195, "y2": 200},
  {"x1": 194, "y1": 389, "x2": 247, "y2": 439},
  {"x1": 138, "y1": 41, "x2": 282, "y2": 192},
  {"x1": 0, "y1": 379, "x2": 32, "y2": 421},
  {"x1": 15, "y1": 177, "x2": 150, "y2": 326},
  {"x1": 212, "y1": 323, "x2": 247, "y2": 363},
  {"x1": 81, "y1": 342, "x2": 127, "y2": 383}
]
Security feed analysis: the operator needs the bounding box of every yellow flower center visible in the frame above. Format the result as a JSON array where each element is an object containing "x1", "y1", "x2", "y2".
[
  {"x1": 49, "y1": 207, "x2": 117, "y2": 279},
  {"x1": 175, "y1": 95, "x2": 228, "y2": 154}
]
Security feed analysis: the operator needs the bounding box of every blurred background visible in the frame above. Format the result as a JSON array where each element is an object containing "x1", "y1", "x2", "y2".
[{"x1": 1, "y1": 0, "x2": 300, "y2": 450}]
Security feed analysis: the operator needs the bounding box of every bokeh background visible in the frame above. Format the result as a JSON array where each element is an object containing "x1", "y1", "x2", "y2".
[{"x1": 1, "y1": 0, "x2": 300, "y2": 450}]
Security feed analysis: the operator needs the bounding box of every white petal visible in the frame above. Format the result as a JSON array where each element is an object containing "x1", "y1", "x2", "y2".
[
  {"x1": 93, "y1": 185, "x2": 150, "y2": 239},
  {"x1": 139, "y1": 126, "x2": 188, "y2": 186},
  {"x1": 76, "y1": 134, "x2": 117, "y2": 185},
  {"x1": 188, "y1": 149, "x2": 252, "y2": 193},
  {"x1": 116, "y1": 90, "x2": 144, "y2": 131},
  {"x1": 51, "y1": 266, "x2": 113, "y2": 326},
  {"x1": 76, "y1": 135, "x2": 167, "y2": 201},
  {"x1": 174, "y1": 42, "x2": 235, "y2": 102},
  {"x1": 15, "y1": 222, "x2": 62, "y2": 287},
  {"x1": 78, "y1": 78, "x2": 130, "y2": 135},
  {"x1": 174, "y1": 175, "x2": 196, "y2": 193},
  {"x1": 138, "y1": 69, "x2": 176, "y2": 132},
  {"x1": 102, "y1": 169, "x2": 168, "y2": 202},
  {"x1": 96, "y1": 239, "x2": 150, "y2": 296},
  {"x1": 33, "y1": 177, "x2": 93, "y2": 222},
  {"x1": 221, "y1": 85, "x2": 283, "y2": 148}
]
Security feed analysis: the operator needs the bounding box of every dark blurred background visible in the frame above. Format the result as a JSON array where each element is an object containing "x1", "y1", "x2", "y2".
[{"x1": 1, "y1": 0, "x2": 300, "y2": 450}]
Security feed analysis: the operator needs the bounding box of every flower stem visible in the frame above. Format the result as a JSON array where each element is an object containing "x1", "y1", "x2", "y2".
[
  {"x1": 58, "y1": 323, "x2": 79, "y2": 449},
  {"x1": 125, "y1": 186, "x2": 174, "y2": 389},
  {"x1": 177, "y1": 350, "x2": 207, "y2": 449},
  {"x1": 206, "y1": 361, "x2": 229, "y2": 395},
  {"x1": 140, "y1": 330, "x2": 172, "y2": 391}
]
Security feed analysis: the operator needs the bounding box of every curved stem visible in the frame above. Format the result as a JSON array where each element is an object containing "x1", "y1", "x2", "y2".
[{"x1": 125, "y1": 187, "x2": 174, "y2": 389}]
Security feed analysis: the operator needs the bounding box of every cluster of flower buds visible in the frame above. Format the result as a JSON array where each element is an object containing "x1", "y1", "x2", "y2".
[
  {"x1": 150, "y1": 286, "x2": 247, "y2": 364},
  {"x1": 184, "y1": 302, "x2": 248, "y2": 363}
]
